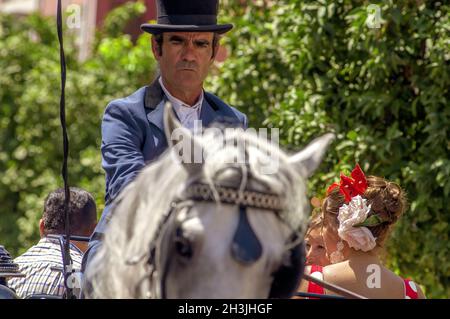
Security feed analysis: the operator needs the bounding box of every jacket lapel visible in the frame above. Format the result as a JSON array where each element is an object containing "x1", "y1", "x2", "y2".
[
  {"x1": 199, "y1": 98, "x2": 218, "y2": 128},
  {"x1": 145, "y1": 78, "x2": 170, "y2": 133},
  {"x1": 145, "y1": 77, "x2": 220, "y2": 132},
  {"x1": 144, "y1": 77, "x2": 164, "y2": 110}
]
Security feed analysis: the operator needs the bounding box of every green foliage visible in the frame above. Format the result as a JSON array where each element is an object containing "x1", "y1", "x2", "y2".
[
  {"x1": 101, "y1": 1, "x2": 146, "y2": 38},
  {"x1": 0, "y1": 4, "x2": 156, "y2": 255},
  {"x1": 0, "y1": 0, "x2": 448, "y2": 299},
  {"x1": 208, "y1": 0, "x2": 449, "y2": 298}
]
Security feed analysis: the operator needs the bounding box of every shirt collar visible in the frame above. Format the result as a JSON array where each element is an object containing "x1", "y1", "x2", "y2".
[
  {"x1": 40, "y1": 236, "x2": 84, "y2": 255},
  {"x1": 146, "y1": 95, "x2": 218, "y2": 133},
  {"x1": 158, "y1": 77, "x2": 204, "y2": 113}
]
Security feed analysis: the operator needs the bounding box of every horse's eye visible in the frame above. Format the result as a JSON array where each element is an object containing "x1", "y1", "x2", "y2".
[{"x1": 174, "y1": 227, "x2": 193, "y2": 259}]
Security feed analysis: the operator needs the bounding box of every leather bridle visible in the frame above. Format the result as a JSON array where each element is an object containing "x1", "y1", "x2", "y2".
[{"x1": 138, "y1": 181, "x2": 302, "y2": 298}]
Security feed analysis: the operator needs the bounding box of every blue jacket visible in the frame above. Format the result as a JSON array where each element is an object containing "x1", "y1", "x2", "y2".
[{"x1": 95, "y1": 79, "x2": 248, "y2": 235}]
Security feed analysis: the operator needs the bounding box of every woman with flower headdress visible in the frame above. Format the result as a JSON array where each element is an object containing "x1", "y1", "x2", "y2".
[
  {"x1": 298, "y1": 164, "x2": 426, "y2": 299},
  {"x1": 304, "y1": 204, "x2": 330, "y2": 267}
]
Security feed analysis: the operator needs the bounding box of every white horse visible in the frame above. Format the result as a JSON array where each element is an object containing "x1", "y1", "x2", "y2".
[{"x1": 85, "y1": 103, "x2": 334, "y2": 299}]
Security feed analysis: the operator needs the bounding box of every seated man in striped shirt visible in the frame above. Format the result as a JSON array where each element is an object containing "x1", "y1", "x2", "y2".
[{"x1": 8, "y1": 188, "x2": 97, "y2": 298}]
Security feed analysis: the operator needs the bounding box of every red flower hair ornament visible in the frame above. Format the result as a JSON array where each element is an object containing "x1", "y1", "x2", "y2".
[
  {"x1": 327, "y1": 164, "x2": 368, "y2": 203},
  {"x1": 326, "y1": 164, "x2": 378, "y2": 252}
]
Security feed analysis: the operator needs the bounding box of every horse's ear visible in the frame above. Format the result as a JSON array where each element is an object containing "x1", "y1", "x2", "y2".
[
  {"x1": 288, "y1": 133, "x2": 335, "y2": 178},
  {"x1": 163, "y1": 101, "x2": 204, "y2": 176},
  {"x1": 164, "y1": 101, "x2": 182, "y2": 145}
]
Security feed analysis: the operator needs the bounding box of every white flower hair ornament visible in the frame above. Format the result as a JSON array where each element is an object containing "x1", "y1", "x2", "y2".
[
  {"x1": 326, "y1": 164, "x2": 389, "y2": 255},
  {"x1": 337, "y1": 195, "x2": 377, "y2": 252}
]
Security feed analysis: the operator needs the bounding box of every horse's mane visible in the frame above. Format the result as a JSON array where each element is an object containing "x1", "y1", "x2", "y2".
[{"x1": 85, "y1": 126, "x2": 308, "y2": 298}]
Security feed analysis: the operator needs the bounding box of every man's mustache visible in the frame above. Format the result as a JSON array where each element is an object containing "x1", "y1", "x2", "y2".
[{"x1": 176, "y1": 61, "x2": 199, "y2": 71}]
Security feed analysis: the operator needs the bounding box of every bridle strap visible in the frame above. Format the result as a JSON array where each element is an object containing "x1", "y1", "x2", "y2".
[
  {"x1": 145, "y1": 201, "x2": 194, "y2": 298},
  {"x1": 184, "y1": 182, "x2": 286, "y2": 212}
]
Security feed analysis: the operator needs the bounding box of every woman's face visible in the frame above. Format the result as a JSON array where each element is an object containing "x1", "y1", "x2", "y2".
[{"x1": 305, "y1": 228, "x2": 330, "y2": 266}]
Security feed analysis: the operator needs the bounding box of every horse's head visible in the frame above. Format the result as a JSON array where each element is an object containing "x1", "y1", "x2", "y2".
[{"x1": 86, "y1": 103, "x2": 334, "y2": 299}]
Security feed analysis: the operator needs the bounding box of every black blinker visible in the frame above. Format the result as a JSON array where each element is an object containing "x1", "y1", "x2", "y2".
[{"x1": 230, "y1": 205, "x2": 263, "y2": 264}]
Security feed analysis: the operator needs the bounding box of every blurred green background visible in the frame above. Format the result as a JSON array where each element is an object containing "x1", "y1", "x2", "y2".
[{"x1": 0, "y1": 1, "x2": 448, "y2": 298}]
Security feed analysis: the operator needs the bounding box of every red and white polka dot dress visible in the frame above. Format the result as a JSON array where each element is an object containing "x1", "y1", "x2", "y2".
[
  {"x1": 404, "y1": 279, "x2": 419, "y2": 299},
  {"x1": 306, "y1": 265, "x2": 325, "y2": 298}
]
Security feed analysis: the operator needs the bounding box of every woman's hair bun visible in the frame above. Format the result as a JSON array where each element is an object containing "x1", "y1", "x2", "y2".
[{"x1": 366, "y1": 177, "x2": 407, "y2": 224}]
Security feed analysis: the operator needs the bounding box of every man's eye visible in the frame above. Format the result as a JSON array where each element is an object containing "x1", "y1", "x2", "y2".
[
  {"x1": 196, "y1": 41, "x2": 210, "y2": 48},
  {"x1": 170, "y1": 38, "x2": 183, "y2": 45},
  {"x1": 318, "y1": 245, "x2": 325, "y2": 250}
]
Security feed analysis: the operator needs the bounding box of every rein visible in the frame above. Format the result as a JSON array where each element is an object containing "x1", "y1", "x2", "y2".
[{"x1": 302, "y1": 273, "x2": 367, "y2": 299}]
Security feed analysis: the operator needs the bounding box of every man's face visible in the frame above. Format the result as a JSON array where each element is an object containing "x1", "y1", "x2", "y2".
[{"x1": 152, "y1": 32, "x2": 216, "y2": 92}]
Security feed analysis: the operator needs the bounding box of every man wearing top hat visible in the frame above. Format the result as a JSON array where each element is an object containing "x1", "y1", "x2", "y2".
[{"x1": 82, "y1": 0, "x2": 247, "y2": 273}]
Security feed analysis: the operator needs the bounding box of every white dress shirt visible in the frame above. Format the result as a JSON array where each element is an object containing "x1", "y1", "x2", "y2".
[{"x1": 159, "y1": 77, "x2": 203, "y2": 131}]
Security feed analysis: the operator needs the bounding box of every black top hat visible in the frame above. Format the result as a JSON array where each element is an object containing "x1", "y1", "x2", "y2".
[{"x1": 141, "y1": 0, "x2": 233, "y2": 35}]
